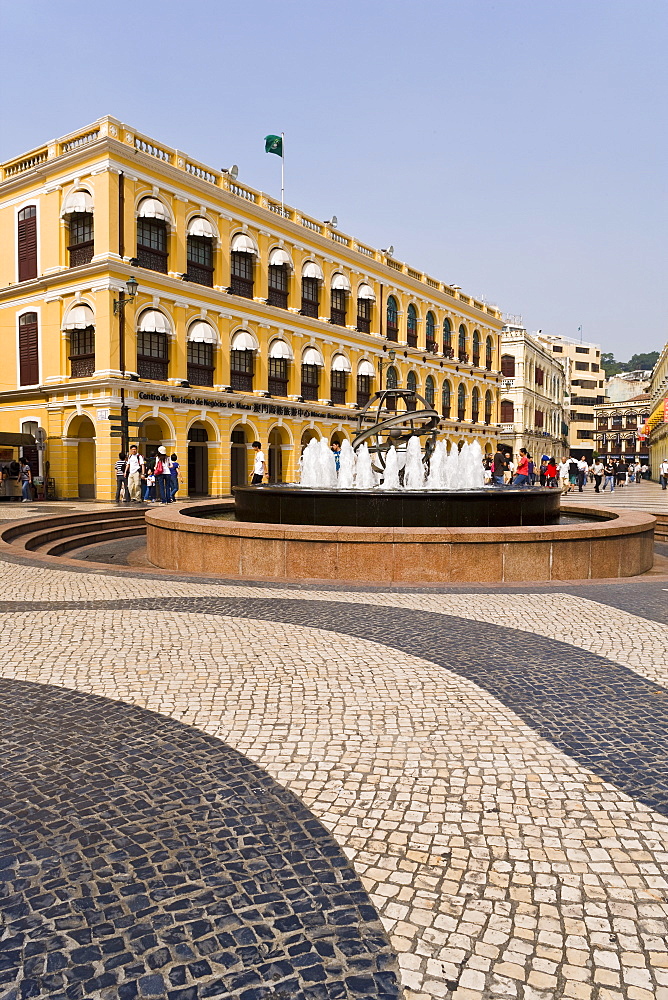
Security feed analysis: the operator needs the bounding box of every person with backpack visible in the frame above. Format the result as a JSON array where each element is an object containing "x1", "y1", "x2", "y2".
[{"x1": 154, "y1": 446, "x2": 173, "y2": 504}]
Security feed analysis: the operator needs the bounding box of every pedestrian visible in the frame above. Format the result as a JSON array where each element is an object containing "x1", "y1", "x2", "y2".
[
  {"x1": 527, "y1": 454, "x2": 536, "y2": 485},
  {"x1": 142, "y1": 451, "x2": 156, "y2": 502},
  {"x1": 568, "y1": 457, "x2": 580, "y2": 492},
  {"x1": 125, "y1": 445, "x2": 144, "y2": 502},
  {"x1": 546, "y1": 457, "x2": 558, "y2": 488},
  {"x1": 627, "y1": 462, "x2": 636, "y2": 484},
  {"x1": 603, "y1": 458, "x2": 616, "y2": 492},
  {"x1": 19, "y1": 457, "x2": 32, "y2": 502},
  {"x1": 558, "y1": 457, "x2": 571, "y2": 492},
  {"x1": 169, "y1": 454, "x2": 180, "y2": 501},
  {"x1": 154, "y1": 446, "x2": 173, "y2": 504},
  {"x1": 114, "y1": 451, "x2": 130, "y2": 503},
  {"x1": 577, "y1": 455, "x2": 589, "y2": 493},
  {"x1": 331, "y1": 440, "x2": 341, "y2": 473},
  {"x1": 539, "y1": 458, "x2": 548, "y2": 487},
  {"x1": 251, "y1": 441, "x2": 266, "y2": 485},
  {"x1": 616, "y1": 460, "x2": 627, "y2": 488},
  {"x1": 592, "y1": 457, "x2": 604, "y2": 493},
  {"x1": 504, "y1": 453, "x2": 514, "y2": 484},
  {"x1": 641, "y1": 463, "x2": 649, "y2": 480},
  {"x1": 513, "y1": 448, "x2": 531, "y2": 487},
  {"x1": 659, "y1": 458, "x2": 668, "y2": 490},
  {"x1": 491, "y1": 445, "x2": 506, "y2": 486}
]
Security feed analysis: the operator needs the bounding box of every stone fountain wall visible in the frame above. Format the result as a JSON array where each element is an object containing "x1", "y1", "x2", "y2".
[{"x1": 146, "y1": 502, "x2": 655, "y2": 583}]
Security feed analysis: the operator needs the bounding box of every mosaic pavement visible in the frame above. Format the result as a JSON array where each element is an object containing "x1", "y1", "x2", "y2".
[{"x1": 0, "y1": 553, "x2": 667, "y2": 1000}]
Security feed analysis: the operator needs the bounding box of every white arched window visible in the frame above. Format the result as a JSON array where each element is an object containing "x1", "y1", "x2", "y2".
[
  {"x1": 230, "y1": 233, "x2": 257, "y2": 298},
  {"x1": 301, "y1": 262, "x2": 323, "y2": 317},
  {"x1": 136, "y1": 310, "x2": 172, "y2": 381},
  {"x1": 268, "y1": 247, "x2": 293, "y2": 309},
  {"x1": 330, "y1": 273, "x2": 351, "y2": 327},
  {"x1": 137, "y1": 198, "x2": 171, "y2": 273},
  {"x1": 63, "y1": 304, "x2": 96, "y2": 378},
  {"x1": 230, "y1": 329, "x2": 258, "y2": 393},
  {"x1": 301, "y1": 346, "x2": 324, "y2": 400},
  {"x1": 187, "y1": 320, "x2": 218, "y2": 387},
  {"x1": 62, "y1": 190, "x2": 94, "y2": 267},
  {"x1": 357, "y1": 359, "x2": 375, "y2": 406},
  {"x1": 330, "y1": 353, "x2": 351, "y2": 404},
  {"x1": 268, "y1": 338, "x2": 293, "y2": 396},
  {"x1": 187, "y1": 217, "x2": 216, "y2": 286}
]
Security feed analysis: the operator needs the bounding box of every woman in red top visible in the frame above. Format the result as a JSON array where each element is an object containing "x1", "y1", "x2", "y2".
[
  {"x1": 545, "y1": 457, "x2": 558, "y2": 487},
  {"x1": 513, "y1": 448, "x2": 531, "y2": 486}
]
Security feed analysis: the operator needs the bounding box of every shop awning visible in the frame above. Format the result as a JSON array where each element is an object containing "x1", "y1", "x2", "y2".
[
  {"x1": 231, "y1": 233, "x2": 257, "y2": 254},
  {"x1": 60, "y1": 189, "x2": 93, "y2": 217},
  {"x1": 231, "y1": 330, "x2": 258, "y2": 351},
  {"x1": 62, "y1": 304, "x2": 95, "y2": 330},
  {"x1": 331, "y1": 353, "x2": 351, "y2": 372},
  {"x1": 302, "y1": 347, "x2": 324, "y2": 366},
  {"x1": 357, "y1": 282, "x2": 375, "y2": 301},
  {"x1": 302, "y1": 261, "x2": 323, "y2": 281},
  {"x1": 137, "y1": 198, "x2": 171, "y2": 222},
  {"x1": 187, "y1": 217, "x2": 216, "y2": 238},
  {"x1": 331, "y1": 272, "x2": 351, "y2": 291},
  {"x1": 269, "y1": 247, "x2": 292, "y2": 267},
  {"x1": 138, "y1": 309, "x2": 173, "y2": 334},
  {"x1": 357, "y1": 359, "x2": 375, "y2": 376},
  {"x1": 0, "y1": 432, "x2": 36, "y2": 447},
  {"x1": 269, "y1": 339, "x2": 292, "y2": 359},
  {"x1": 187, "y1": 321, "x2": 218, "y2": 344}
]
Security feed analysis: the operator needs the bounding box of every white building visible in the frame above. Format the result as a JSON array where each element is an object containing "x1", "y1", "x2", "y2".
[
  {"x1": 604, "y1": 371, "x2": 651, "y2": 403},
  {"x1": 499, "y1": 321, "x2": 568, "y2": 462}
]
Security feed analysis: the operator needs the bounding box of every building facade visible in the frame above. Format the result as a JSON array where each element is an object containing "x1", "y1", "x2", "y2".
[
  {"x1": 535, "y1": 334, "x2": 604, "y2": 461},
  {"x1": 604, "y1": 371, "x2": 651, "y2": 403},
  {"x1": 498, "y1": 321, "x2": 568, "y2": 462},
  {"x1": 0, "y1": 116, "x2": 504, "y2": 501},
  {"x1": 647, "y1": 342, "x2": 668, "y2": 475},
  {"x1": 593, "y1": 396, "x2": 650, "y2": 467}
]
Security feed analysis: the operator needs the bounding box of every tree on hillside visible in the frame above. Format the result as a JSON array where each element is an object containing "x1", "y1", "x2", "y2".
[
  {"x1": 601, "y1": 351, "x2": 658, "y2": 377},
  {"x1": 625, "y1": 351, "x2": 659, "y2": 372},
  {"x1": 601, "y1": 352, "x2": 623, "y2": 377}
]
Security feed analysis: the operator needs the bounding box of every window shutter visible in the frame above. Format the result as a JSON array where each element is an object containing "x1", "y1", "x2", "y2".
[
  {"x1": 19, "y1": 315, "x2": 39, "y2": 385},
  {"x1": 18, "y1": 209, "x2": 37, "y2": 282}
]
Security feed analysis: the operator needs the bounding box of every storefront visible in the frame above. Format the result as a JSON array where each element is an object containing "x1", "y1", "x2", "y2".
[{"x1": 0, "y1": 432, "x2": 37, "y2": 499}]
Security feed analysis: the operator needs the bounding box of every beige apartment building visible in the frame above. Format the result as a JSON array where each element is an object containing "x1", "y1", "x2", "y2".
[
  {"x1": 536, "y1": 334, "x2": 604, "y2": 461},
  {"x1": 498, "y1": 321, "x2": 568, "y2": 461}
]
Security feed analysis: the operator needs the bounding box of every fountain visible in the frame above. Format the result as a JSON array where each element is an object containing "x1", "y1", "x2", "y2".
[
  {"x1": 145, "y1": 389, "x2": 655, "y2": 583},
  {"x1": 233, "y1": 389, "x2": 561, "y2": 528}
]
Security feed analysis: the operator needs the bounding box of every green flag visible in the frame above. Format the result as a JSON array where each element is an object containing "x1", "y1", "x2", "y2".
[{"x1": 264, "y1": 134, "x2": 283, "y2": 157}]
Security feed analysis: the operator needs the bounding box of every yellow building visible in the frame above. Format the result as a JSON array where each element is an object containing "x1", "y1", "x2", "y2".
[
  {"x1": 647, "y1": 342, "x2": 668, "y2": 474},
  {"x1": 0, "y1": 116, "x2": 504, "y2": 501}
]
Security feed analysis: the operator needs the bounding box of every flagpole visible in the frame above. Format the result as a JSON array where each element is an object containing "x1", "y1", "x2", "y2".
[{"x1": 281, "y1": 132, "x2": 285, "y2": 214}]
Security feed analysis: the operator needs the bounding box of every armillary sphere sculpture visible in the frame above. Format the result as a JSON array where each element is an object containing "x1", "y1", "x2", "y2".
[{"x1": 352, "y1": 389, "x2": 440, "y2": 474}]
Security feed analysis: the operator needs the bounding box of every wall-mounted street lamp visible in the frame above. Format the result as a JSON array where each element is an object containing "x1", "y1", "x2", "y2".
[
  {"x1": 113, "y1": 276, "x2": 139, "y2": 315},
  {"x1": 378, "y1": 348, "x2": 396, "y2": 390}
]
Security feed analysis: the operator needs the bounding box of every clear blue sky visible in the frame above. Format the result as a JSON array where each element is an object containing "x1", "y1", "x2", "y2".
[{"x1": 2, "y1": 0, "x2": 666, "y2": 358}]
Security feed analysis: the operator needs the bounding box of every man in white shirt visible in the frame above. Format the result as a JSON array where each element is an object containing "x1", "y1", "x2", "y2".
[
  {"x1": 251, "y1": 441, "x2": 266, "y2": 485},
  {"x1": 559, "y1": 458, "x2": 571, "y2": 493},
  {"x1": 660, "y1": 458, "x2": 668, "y2": 490},
  {"x1": 125, "y1": 445, "x2": 144, "y2": 501},
  {"x1": 592, "y1": 459, "x2": 605, "y2": 493},
  {"x1": 576, "y1": 456, "x2": 589, "y2": 493}
]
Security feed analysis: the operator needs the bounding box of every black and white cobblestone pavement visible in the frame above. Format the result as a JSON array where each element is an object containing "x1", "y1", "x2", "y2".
[{"x1": 0, "y1": 544, "x2": 667, "y2": 1000}]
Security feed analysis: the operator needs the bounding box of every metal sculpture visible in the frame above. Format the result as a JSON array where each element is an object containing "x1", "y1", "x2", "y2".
[{"x1": 352, "y1": 389, "x2": 439, "y2": 473}]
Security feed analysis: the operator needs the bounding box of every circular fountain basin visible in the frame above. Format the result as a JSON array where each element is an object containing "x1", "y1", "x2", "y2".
[
  {"x1": 233, "y1": 484, "x2": 561, "y2": 528},
  {"x1": 145, "y1": 500, "x2": 655, "y2": 584}
]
